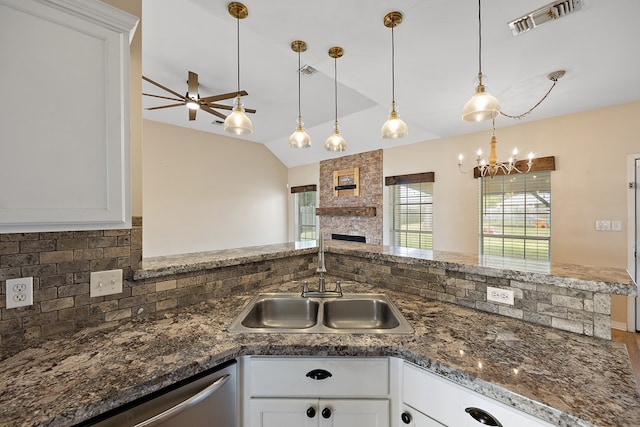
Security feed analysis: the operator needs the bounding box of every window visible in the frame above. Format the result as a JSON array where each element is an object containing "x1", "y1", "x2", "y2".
[
  {"x1": 480, "y1": 171, "x2": 551, "y2": 260},
  {"x1": 388, "y1": 174, "x2": 434, "y2": 249},
  {"x1": 292, "y1": 185, "x2": 316, "y2": 241}
]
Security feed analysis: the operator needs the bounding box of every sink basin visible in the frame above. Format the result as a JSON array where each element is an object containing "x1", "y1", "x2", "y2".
[
  {"x1": 228, "y1": 293, "x2": 413, "y2": 334},
  {"x1": 323, "y1": 298, "x2": 400, "y2": 329},
  {"x1": 241, "y1": 298, "x2": 319, "y2": 329}
]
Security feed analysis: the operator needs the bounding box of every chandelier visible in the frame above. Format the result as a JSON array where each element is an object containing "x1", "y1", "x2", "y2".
[{"x1": 458, "y1": 119, "x2": 533, "y2": 178}]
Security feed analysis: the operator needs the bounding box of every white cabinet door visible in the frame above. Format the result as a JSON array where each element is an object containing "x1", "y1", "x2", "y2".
[
  {"x1": 319, "y1": 399, "x2": 389, "y2": 427},
  {"x1": 248, "y1": 398, "x2": 389, "y2": 427},
  {"x1": 249, "y1": 398, "x2": 317, "y2": 427}
]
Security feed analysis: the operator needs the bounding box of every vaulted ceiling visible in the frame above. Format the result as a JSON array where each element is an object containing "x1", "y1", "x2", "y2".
[{"x1": 142, "y1": 0, "x2": 640, "y2": 168}]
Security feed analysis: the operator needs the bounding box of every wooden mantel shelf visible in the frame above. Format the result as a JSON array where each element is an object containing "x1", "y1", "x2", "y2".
[{"x1": 316, "y1": 207, "x2": 376, "y2": 217}]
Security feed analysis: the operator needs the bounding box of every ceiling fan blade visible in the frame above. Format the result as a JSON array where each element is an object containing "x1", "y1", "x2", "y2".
[
  {"x1": 143, "y1": 75, "x2": 186, "y2": 100},
  {"x1": 189, "y1": 108, "x2": 197, "y2": 121},
  {"x1": 200, "y1": 90, "x2": 248, "y2": 103},
  {"x1": 200, "y1": 105, "x2": 227, "y2": 120},
  {"x1": 143, "y1": 93, "x2": 184, "y2": 102},
  {"x1": 145, "y1": 103, "x2": 185, "y2": 110},
  {"x1": 201, "y1": 102, "x2": 233, "y2": 111},
  {"x1": 188, "y1": 71, "x2": 198, "y2": 99}
]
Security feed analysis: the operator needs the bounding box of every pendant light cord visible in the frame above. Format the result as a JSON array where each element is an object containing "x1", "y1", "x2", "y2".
[
  {"x1": 477, "y1": 0, "x2": 482, "y2": 76},
  {"x1": 391, "y1": 24, "x2": 396, "y2": 104},
  {"x1": 236, "y1": 16, "x2": 240, "y2": 96},
  {"x1": 333, "y1": 57, "x2": 338, "y2": 124},
  {"x1": 297, "y1": 49, "x2": 301, "y2": 119}
]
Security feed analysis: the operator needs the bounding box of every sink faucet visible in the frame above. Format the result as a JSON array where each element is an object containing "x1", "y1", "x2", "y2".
[{"x1": 302, "y1": 231, "x2": 343, "y2": 298}]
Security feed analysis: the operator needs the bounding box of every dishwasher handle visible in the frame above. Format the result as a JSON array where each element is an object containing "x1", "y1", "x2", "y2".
[{"x1": 134, "y1": 374, "x2": 230, "y2": 427}]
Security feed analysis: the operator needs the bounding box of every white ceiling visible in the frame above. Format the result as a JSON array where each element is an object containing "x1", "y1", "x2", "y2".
[{"x1": 141, "y1": 0, "x2": 640, "y2": 169}]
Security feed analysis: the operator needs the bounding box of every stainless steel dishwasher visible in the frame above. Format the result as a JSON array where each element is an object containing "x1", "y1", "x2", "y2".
[{"x1": 83, "y1": 360, "x2": 236, "y2": 427}]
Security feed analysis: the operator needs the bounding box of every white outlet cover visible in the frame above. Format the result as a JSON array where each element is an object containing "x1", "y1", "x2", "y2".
[
  {"x1": 487, "y1": 286, "x2": 515, "y2": 305},
  {"x1": 90, "y1": 269, "x2": 123, "y2": 297},
  {"x1": 6, "y1": 277, "x2": 34, "y2": 309}
]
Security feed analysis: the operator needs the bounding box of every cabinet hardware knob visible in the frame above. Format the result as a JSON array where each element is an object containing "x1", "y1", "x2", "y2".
[
  {"x1": 465, "y1": 407, "x2": 503, "y2": 427},
  {"x1": 306, "y1": 407, "x2": 316, "y2": 418},
  {"x1": 306, "y1": 369, "x2": 333, "y2": 380},
  {"x1": 322, "y1": 407, "x2": 332, "y2": 419},
  {"x1": 401, "y1": 412, "x2": 412, "y2": 424}
]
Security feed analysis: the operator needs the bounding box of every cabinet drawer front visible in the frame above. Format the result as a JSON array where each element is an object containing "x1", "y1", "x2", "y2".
[
  {"x1": 247, "y1": 357, "x2": 389, "y2": 397},
  {"x1": 402, "y1": 363, "x2": 554, "y2": 427}
]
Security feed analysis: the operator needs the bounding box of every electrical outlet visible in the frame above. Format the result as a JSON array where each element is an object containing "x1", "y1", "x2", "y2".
[
  {"x1": 6, "y1": 277, "x2": 34, "y2": 309},
  {"x1": 487, "y1": 286, "x2": 514, "y2": 305},
  {"x1": 90, "y1": 269, "x2": 123, "y2": 297}
]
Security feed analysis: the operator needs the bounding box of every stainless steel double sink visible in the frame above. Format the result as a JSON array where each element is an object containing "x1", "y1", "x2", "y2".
[{"x1": 228, "y1": 293, "x2": 413, "y2": 334}]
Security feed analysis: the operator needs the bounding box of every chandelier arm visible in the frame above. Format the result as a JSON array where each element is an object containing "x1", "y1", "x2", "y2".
[{"x1": 500, "y1": 79, "x2": 558, "y2": 119}]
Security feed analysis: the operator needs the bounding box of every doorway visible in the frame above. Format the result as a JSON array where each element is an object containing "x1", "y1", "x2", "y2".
[{"x1": 631, "y1": 156, "x2": 640, "y2": 331}]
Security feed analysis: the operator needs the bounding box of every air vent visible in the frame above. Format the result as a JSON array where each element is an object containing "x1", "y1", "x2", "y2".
[
  {"x1": 508, "y1": 0, "x2": 582, "y2": 36},
  {"x1": 299, "y1": 64, "x2": 318, "y2": 76}
]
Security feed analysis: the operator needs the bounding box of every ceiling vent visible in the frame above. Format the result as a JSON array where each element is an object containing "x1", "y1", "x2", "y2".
[
  {"x1": 508, "y1": 0, "x2": 582, "y2": 36},
  {"x1": 299, "y1": 64, "x2": 318, "y2": 76}
]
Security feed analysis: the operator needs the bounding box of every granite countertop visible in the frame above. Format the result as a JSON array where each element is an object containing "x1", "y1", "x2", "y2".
[
  {"x1": 135, "y1": 241, "x2": 637, "y2": 296},
  {"x1": 1, "y1": 281, "x2": 638, "y2": 427}
]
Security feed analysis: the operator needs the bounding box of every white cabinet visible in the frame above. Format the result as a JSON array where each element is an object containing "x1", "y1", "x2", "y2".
[
  {"x1": 399, "y1": 404, "x2": 445, "y2": 427},
  {"x1": 240, "y1": 357, "x2": 391, "y2": 427},
  {"x1": 249, "y1": 397, "x2": 389, "y2": 427},
  {"x1": 402, "y1": 362, "x2": 554, "y2": 427},
  {"x1": 0, "y1": 0, "x2": 138, "y2": 232}
]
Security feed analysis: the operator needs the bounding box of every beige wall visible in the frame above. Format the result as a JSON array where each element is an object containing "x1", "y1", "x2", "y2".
[{"x1": 142, "y1": 120, "x2": 288, "y2": 257}]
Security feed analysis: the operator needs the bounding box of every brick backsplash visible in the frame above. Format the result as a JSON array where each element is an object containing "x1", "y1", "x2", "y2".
[
  {"x1": 326, "y1": 252, "x2": 612, "y2": 339},
  {"x1": 0, "y1": 218, "x2": 317, "y2": 357}
]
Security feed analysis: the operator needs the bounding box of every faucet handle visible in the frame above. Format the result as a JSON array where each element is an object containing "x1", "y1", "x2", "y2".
[
  {"x1": 335, "y1": 280, "x2": 342, "y2": 294},
  {"x1": 302, "y1": 281, "x2": 309, "y2": 295}
]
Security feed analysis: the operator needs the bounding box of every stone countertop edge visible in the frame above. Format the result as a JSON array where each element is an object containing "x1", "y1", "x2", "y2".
[
  {"x1": 135, "y1": 241, "x2": 637, "y2": 295},
  {"x1": 3, "y1": 282, "x2": 639, "y2": 427}
]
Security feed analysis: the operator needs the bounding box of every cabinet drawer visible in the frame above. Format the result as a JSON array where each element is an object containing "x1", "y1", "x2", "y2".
[
  {"x1": 246, "y1": 357, "x2": 389, "y2": 397},
  {"x1": 403, "y1": 363, "x2": 554, "y2": 427}
]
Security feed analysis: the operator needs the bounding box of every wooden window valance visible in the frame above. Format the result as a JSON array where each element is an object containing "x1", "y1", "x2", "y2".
[
  {"x1": 290, "y1": 184, "x2": 317, "y2": 194},
  {"x1": 385, "y1": 172, "x2": 435, "y2": 186},
  {"x1": 473, "y1": 156, "x2": 556, "y2": 179}
]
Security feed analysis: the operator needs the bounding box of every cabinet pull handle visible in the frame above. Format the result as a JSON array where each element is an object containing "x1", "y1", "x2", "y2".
[
  {"x1": 306, "y1": 407, "x2": 316, "y2": 418},
  {"x1": 322, "y1": 407, "x2": 332, "y2": 419},
  {"x1": 306, "y1": 369, "x2": 333, "y2": 380},
  {"x1": 401, "y1": 411, "x2": 412, "y2": 424},
  {"x1": 465, "y1": 407, "x2": 503, "y2": 427}
]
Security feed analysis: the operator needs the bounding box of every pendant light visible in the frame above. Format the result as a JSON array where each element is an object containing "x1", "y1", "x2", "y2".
[
  {"x1": 289, "y1": 40, "x2": 311, "y2": 148},
  {"x1": 224, "y1": 2, "x2": 253, "y2": 135},
  {"x1": 461, "y1": 0, "x2": 500, "y2": 122},
  {"x1": 324, "y1": 46, "x2": 347, "y2": 152},
  {"x1": 381, "y1": 11, "x2": 408, "y2": 139}
]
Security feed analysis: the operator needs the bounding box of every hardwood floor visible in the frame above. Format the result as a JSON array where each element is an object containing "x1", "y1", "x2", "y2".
[{"x1": 611, "y1": 329, "x2": 640, "y2": 393}]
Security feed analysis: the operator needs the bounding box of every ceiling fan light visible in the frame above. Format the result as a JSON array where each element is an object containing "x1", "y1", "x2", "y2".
[
  {"x1": 224, "y1": 96, "x2": 253, "y2": 135},
  {"x1": 461, "y1": 83, "x2": 501, "y2": 122},
  {"x1": 289, "y1": 118, "x2": 311, "y2": 148},
  {"x1": 381, "y1": 106, "x2": 408, "y2": 139},
  {"x1": 324, "y1": 123, "x2": 346, "y2": 152},
  {"x1": 186, "y1": 99, "x2": 199, "y2": 110}
]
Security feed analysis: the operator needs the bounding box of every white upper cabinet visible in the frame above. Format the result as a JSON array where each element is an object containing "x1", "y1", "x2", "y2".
[{"x1": 0, "y1": 0, "x2": 138, "y2": 232}]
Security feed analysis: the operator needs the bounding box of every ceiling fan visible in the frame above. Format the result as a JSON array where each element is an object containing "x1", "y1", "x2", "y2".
[{"x1": 142, "y1": 71, "x2": 256, "y2": 121}]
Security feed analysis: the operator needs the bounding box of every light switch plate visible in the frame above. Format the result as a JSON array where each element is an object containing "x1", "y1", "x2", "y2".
[{"x1": 90, "y1": 269, "x2": 123, "y2": 297}]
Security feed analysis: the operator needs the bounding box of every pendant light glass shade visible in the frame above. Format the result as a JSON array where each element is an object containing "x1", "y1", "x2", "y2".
[
  {"x1": 325, "y1": 46, "x2": 346, "y2": 152},
  {"x1": 324, "y1": 121, "x2": 346, "y2": 152},
  {"x1": 381, "y1": 11, "x2": 408, "y2": 139},
  {"x1": 290, "y1": 117, "x2": 311, "y2": 148},
  {"x1": 462, "y1": 0, "x2": 501, "y2": 122},
  {"x1": 224, "y1": 96, "x2": 253, "y2": 135},
  {"x1": 289, "y1": 40, "x2": 311, "y2": 148},
  {"x1": 226, "y1": 2, "x2": 253, "y2": 135},
  {"x1": 381, "y1": 102, "x2": 408, "y2": 139}
]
